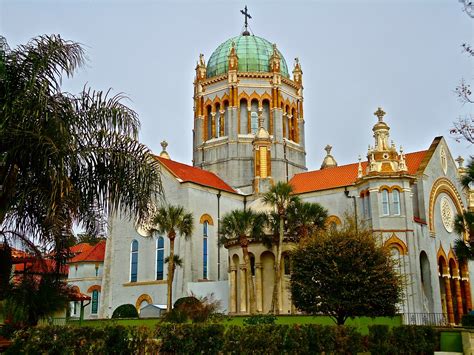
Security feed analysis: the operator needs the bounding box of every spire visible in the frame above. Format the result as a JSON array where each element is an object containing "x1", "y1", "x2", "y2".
[
  {"x1": 159, "y1": 140, "x2": 170, "y2": 159},
  {"x1": 357, "y1": 156, "x2": 363, "y2": 178},
  {"x1": 320, "y1": 145, "x2": 338, "y2": 169},
  {"x1": 292, "y1": 57, "x2": 303, "y2": 86}
]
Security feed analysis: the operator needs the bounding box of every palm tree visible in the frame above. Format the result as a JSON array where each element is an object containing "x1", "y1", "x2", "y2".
[
  {"x1": 150, "y1": 205, "x2": 194, "y2": 311},
  {"x1": 262, "y1": 182, "x2": 299, "y2": 314},
  {"x1": 454, "y1": 158, "x2": 474, "y2": 261},
  {"x1": 287, "y1": 200, "x2": 328, "y2": 241},
  {"x1": 0, "y1": 35, "x2": 162, "y2": 257},
  {"x1": 220, "y1": 209, "x2": 267, "y2": 314}
]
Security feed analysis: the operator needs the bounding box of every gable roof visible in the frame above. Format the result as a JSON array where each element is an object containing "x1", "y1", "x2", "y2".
[
  {"x1": 290, "y1": 150, "x2": 428, "y2": 194},
  {"x1": 69, "y1": 242, "x2": 93, "y2": 255},
  {"x1": 156, "y1": 156, "x2": 236, "y2": 194},
  {"x1": 70, "y1": 240, "x2": 106, "y2": 263}
]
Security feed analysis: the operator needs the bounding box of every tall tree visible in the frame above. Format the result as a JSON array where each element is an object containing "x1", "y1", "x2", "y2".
[
  {"x1": 0, "y1": 35, "x2": 162, "y2": 256},
  {"x1": 290, "y1": 217, "x2": 402, "y2": 325},
  {"x1": 263, "y1": 182, "x2": 299, "y2": 314},
  {"x1": 149, "y1": 205, "x2": 193, "y2": 311},
  {"x1": 220, "y1": 209, "x2": 267, "y2": 314}
]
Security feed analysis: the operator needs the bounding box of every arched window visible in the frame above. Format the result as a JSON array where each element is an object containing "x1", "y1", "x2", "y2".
[
  {"x1": 251, "y1": 112, "x2": 258, "y2": 134},
  {"x1": 156, "y1": 237, "x2": 164, "y2": 280},
  {"x1": 250, "y1": 254, "x2": 255, "y2": 276},
  {"x1": 283, "y1": 254, "x2": 291, "y2": 275},
  {"x1": 392, "y1": 190, "x2": 401, "y2": 215},
  {"x1": 91, "y1": 290, "x2": 99, "y2": 314},
  {"x1": 203, "y1": 221, "x2": 208, "y2": 279},
  {"x1": 130, "y1": 240, "x2": 139, "y2": 282},
  {"x1": 381, "y1": 189, "x2": 390, "y2": 216}
]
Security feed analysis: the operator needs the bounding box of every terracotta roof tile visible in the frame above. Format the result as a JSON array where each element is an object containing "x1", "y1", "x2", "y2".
[
  {"x1": 156, "y1": 156, "x2": 236, "y2": 193},
  {"x1": 290, "y1": 150, "x2": 427, "y2": 194},
  {"x1": 70, "y1": 240, "x2": 106, "y2": 263},
  {"x1": 69, "y1": 243, "x2": 93, "y2": 255}
]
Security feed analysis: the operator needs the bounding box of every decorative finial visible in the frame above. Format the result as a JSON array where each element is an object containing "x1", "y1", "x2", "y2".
[
  {"x1": 324, "y1": 144, "x2": 332, "y2": 155},
  {"x1": 240, "y1": 6, "x2": 252, "y2": 36},
  {"x1": 358, "y1": 155, "x2": 363, "y2": 178},
  {"x1": 455, "y1": 155, "x2": 465, "y2": 168},
  {"x1": 258, "y1": 114, "x2": 264, "y2": 128},
  {"x1": 374, "y1": 107, "x2": 386, "y2": 122},
  {"x1": 159, "y1": 140, "x2": 170, "y2": 159}
]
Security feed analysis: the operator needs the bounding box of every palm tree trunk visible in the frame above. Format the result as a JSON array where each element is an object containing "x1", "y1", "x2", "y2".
[
  {"x1": 242, "y1": 244, "x2": 257, "y2": 314},
  {"x1": 167, "y1": 236, "x2": 175, "y2": 311},
  {"x1": 271, "y1": 216, "x2": 284, "y2": 314}
]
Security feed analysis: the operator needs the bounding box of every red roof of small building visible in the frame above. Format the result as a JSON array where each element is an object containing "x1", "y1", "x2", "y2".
[
  {"x1": 70, "y1": 240, "x2": 106, "y2": 263},
  {"x1": 156, "y1": 156, "x2": 236, "y2": 193},
  {"x1": 290, "y1": 150, "x2": 427, "y2": 194},
  {"x1": 69, "y1": 242, "x2": 93, "y2": 255}
]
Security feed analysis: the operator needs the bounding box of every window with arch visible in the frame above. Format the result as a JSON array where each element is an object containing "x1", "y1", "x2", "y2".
[
  {"x1": 130, "y1": 240, "x2": 139, "y2": 282},
  {"x1": 283, "y1": 254, "x2": 291, "y2": 275},
  {"x1": 249, "y1": 254, "x2": 255, "y2": 276},
  {"x1": 156, "y1": 237, "x2": 164, "y2": 280},
  {"x1": 203, "y1": 221, "x2": 208, "y2": 279},
  {"x1": 91, "y1": 290, "x2": 99, "y2": 314},
  {"x1": 251, "y1": 112, "x2": 258, "y2": 134},
  {"x1": 392, "y1": 189, "x2": 401, "y2": 215},
  {"x1": 381, "y1": 189, "x2": 390, "y2": 216}
]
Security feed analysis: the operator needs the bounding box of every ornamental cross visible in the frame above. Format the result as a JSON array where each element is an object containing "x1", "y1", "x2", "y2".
[
  {"x1": 240, "y1": 6, "x2": 252, "y2": 30},
  {"x1": 374, "y1": 107, "x2": 386, "y2": 121}
]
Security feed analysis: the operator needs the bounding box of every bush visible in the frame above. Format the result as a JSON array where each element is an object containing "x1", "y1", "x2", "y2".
[
  {"x1": 462, "y1": 314, "x2": 474, "y2": 327},
  {"x1": 111, "y1": 304, "x2": 138, "y2": 319},
  {"x1": 5, "y1": 323, "x2": 437, "y2": 354}
]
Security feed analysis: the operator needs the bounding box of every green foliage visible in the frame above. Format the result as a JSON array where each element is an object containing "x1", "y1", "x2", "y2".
[
  {"x1": 111, "y1": 304, "x2": 138, "y2": 319},
  {"x1": 7, "y1": 325, "x2": 159, "y2": 354},
  {"x1": 0, "y1": 242, "x2": 12, "y2": 300},
  {"x1": 243, "y1": 314, "x2": 276, "y2": 325},
  {"x1": 4, "y1": 274, "x2": 69, "y2": 327},
  {"x1": 173, "y1": 296, "x2": 200, "y2": 309},
  {"x1": 286, "y1": 200, "x2": 328, "y2": 240},
  {"x1": 6, "y1": 323, "x2": 440, "y2": 354},
  {"x1": 156, "y1": 323, "x2": 225, "y2": 355},
  {"x1": 368, "y1": 325, "x2": 439, "y2": 354},
  {"x1": 462, "y1": 314, "x2": 474, "y2": 327},
  {"x1": 290, "y1": 217, "x2": 403, "y2": 325},
  {"x1": 0, "y1": 34, "x2": 161, "y2": 249}
]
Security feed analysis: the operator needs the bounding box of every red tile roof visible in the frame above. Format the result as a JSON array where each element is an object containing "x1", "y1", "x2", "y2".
[
  {"x1": 290, "y1": 150, "x2": 427, "y2": 194},
  {"x1": 69, "y1": 243, "x2": 93, "y2": 255},
  {"x1": 70, "y1": 240, "x2": 106, "y2": 263},
  {"x1": 156, "y1": 156, "x2": 236, "y2": 193}
]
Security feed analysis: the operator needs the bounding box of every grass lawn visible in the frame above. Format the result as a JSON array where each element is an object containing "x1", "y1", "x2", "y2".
[{"x1": 69, "y1": 315, "x2": 402, "y2": 335}]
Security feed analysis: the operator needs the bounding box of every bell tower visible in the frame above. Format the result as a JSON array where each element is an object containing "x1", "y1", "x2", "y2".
[{"x1": 192, "y1": 11, "x2": 307, "y2": 194}]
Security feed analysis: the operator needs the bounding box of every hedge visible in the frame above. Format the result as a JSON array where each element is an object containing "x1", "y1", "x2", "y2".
[{"x1": 7, "y1": 323, "x2": 439, "y2": 354}]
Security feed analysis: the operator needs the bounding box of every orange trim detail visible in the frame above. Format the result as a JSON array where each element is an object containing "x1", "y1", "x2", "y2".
[
  {"x1": 135, "y1": 294, "x2": 153, "y2": 311},
  {"x1": 384, "y1": 233, "x2": 408, "y2": 255},
  {"x1": 199, "y1": 214, "x2": 214, "y2": 225},
  {"x1": 87, "y1": 285, "x2": 101, "y2": 293}
]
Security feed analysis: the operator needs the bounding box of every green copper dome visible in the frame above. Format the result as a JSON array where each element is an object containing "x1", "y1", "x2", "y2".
[{"x1": 206, "y1": 35, "x2": 289, "y2": 78}]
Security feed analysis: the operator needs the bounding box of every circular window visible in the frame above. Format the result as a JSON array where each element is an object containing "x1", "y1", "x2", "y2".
[
  {"x1": 383, "y1": 153, "x2": 389, "y2": 159},
  {"x1": 440, "y1": 196, "x2": 454, "y2": 233}
]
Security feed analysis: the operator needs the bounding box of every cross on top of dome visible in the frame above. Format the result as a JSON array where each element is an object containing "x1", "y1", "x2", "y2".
[
  {"x1": 374, "y1": 107, "x2": 386, "y2": 122},
  {"x1": 240, "y1": 6, "x2": 252, "y2": 36}
]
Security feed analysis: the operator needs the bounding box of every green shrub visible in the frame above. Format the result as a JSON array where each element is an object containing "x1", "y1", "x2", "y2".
[
  {"x1": 303, "y1": 324, "x2": 335, "y2": 353},
  {"x1": 111, "y1": 304, "x2": 138, "y2": 319},
  {"x1": 156, "y1": 323, "x2": 224, "y2": 354},
  {"x1": 173, "y1": 296, "x2": 200, "y2": 309},
  {"x1": 462, "y1": 314, "x2": 474, "y2": 327},
  {"x1": 368, "y1": 325, "x2": 394, "y2": 354},
  {"x1": 333, "y1": 326, "x2": 365, "y2": 354},
  {"x1": 391, "y1": 325, "x2": 438, "y2": 354}
]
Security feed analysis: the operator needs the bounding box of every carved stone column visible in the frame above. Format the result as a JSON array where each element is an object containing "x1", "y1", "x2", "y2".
[
  {"x1": 239, "y1": 264, "x2": 247, "y2": 313},
  {"x1": 444, "y1": 275, "x2": 455, "y2": 324},
  {"x1": 211, "y1": 112, "x2": 216, "y2": 138},
  {"x1": 255, "y1": 263, "x2": 263, "y2": 312},
  {"x1": 454, "y1": 276, "x2": 464, "y2": 321},
  {"x1": 229, "y1": 266, "x2": 237, "y2": 313},
  {"x1": 463, "y1": 278, "x2": 472, "y2": 311}
]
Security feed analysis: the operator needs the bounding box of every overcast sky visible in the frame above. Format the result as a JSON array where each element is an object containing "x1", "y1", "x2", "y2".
[{"x1": 1, "y1": 0, "x2": 472, "y2": 171}]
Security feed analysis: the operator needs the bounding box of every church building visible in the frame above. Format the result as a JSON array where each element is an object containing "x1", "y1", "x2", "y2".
[{"x1": 97, "y1": 13, "x2": 473, "y2": 325}]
